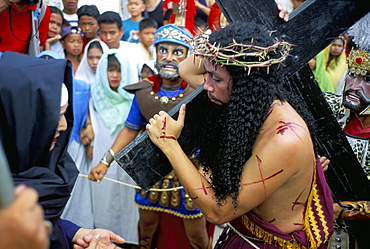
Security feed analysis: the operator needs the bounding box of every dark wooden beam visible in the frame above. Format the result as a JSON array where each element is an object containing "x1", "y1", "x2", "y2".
[{"x1": 116, "y1": 1, "x2": 370, "y2": 201}]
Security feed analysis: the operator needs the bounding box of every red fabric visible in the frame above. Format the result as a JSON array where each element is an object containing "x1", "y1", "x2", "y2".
[
  {"x1": 208, "y1": 3, "x2": 222, "y2": 32},
  {"x1": 163, "y1": 0, "x2": 196, "y2": 35},
  {"x1": 146, "y1": 75, "x2": 188, "y2": 93},
  {"x1": 344, "y1": 112, "x2": 370, "y2": 138},
  {"x1": 155, "y1": 213, "x2": 215, "y2": 249},
  {"x1": 82, "y1": 36, "x2": 88, "y2": 51},
  {"x1": 0, "y1": 4, "x2": 50, "y2": 54}
]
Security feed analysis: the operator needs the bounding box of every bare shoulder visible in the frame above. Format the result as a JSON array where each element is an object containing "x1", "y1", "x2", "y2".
[{"x1": 253, "y1": 100, "x2": 314, "y2": 173}]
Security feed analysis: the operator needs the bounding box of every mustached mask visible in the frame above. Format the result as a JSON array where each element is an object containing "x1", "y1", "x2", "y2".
[
  {"x1": 345, "y1": 12, "x2": 370, "y2": 115},
  {"x1": 153, "y1": 24, "x2": 192, "y2": 80}
]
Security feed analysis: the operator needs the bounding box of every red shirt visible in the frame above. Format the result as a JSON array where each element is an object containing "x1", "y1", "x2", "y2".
[
  {"x1": 0, "y1": 4, "x2": 50, "y2": 54},
  {"x1": 82, "y1": 35, "x2": 88, "y2": 51},
  {"x1": 344, "y1": 112, "x2": 370, "y2": 138}
]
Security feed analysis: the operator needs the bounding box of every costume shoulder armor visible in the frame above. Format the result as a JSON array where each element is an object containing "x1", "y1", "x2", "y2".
[{"x1": 123, "y1": 80, "x2": 152, "y2": 94}]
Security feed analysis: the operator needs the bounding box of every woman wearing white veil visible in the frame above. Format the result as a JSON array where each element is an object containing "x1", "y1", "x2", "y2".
[
  {"x1": 89, "y1": 49, "x2": 139, "y2": 245},
  {"x1": 62, "y1": 38, "x2": 108, "y2": 229},
  {"x1": 75, "y1": 38, "x2": 109, "y2": 84}
]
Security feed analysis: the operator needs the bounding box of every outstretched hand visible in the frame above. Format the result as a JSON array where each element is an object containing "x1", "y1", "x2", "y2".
[
  {"x1": 73, "y1": 228, "x2": 125, "y2": 249},
  {"x1": 146, "y1": 104, "x2": 186, "y2": 152}
]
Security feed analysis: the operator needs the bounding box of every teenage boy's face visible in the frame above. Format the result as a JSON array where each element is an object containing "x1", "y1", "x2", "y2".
[
  {"x1": 127, "y1": 0, "x2": 146, "y2": 17},
  {"x1": 78, "y1": 15, "x2": 99, "y2": 40},
  {"x1": 138, "y1": 27, "x2": 156, "y2": 47},
  {"x1": 99, "y1": 23, "x2": 123, "y2": 49},
  {"x1": 62, "y1": 0, "x2": 78, "y2": 12}
]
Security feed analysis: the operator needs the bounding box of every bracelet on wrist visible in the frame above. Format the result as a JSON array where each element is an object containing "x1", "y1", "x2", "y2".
[{"x1": 100, "y1": 149, "x2": 115, "y2": 167}]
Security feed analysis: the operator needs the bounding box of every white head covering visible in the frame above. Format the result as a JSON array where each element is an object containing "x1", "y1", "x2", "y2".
[
  {"x1": 75, "y1": 38, "x2": 109, "y2": 84},
  {"x1": 60, "y1": 83, "x2": 69, "y2": 107},
  {"x1": 91, "y1": 49, "x2": 135, "y2": 134}
]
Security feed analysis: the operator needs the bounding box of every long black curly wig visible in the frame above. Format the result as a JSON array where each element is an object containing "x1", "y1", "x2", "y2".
[{"x1": 195, "y1": 22, "x2": 289, "y2": 208}]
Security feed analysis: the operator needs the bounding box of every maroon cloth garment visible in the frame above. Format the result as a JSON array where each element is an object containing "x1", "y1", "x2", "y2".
[{"x1": 215, "y1": 157, "x2": 334, "y2": 248}]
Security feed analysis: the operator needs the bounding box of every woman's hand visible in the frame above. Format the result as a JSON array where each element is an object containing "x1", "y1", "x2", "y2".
[
  {"x1": 146, "y1": 104, "x2": 186, "y2": 153},
  {"x1": 80, "y1": 123, "x2": 95, "y2": 146},
  {"x1": 73, "y1": 228, "x2": 125, "y2": 249}
]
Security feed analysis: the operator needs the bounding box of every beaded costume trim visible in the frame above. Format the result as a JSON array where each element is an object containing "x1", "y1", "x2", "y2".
[
  {"x1": 241, "y1": 160, "x2": 330, "y2": 249},
  {"x1": 241, "y1": 215, "x2": 307, "y2": 249},
  {"x1": 144, "y1": 75, "x2": 187, "y2": 105},
  {"x1": 134, "y1": 202, "x2": 204, "y2": 219}
]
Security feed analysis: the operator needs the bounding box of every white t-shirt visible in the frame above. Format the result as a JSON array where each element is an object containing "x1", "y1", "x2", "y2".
[
  {"x1": 50, "y1": 41, "x2": 65, "y2": 59},
  {"x1": 63, "y1": 12, "x2": 78, "y2": 27},
  {"x1": 118, "y1": 41, "x2": 144, "y2": 83}
]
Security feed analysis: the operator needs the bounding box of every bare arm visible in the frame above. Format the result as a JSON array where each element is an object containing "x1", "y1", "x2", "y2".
[
  {"x1": 179, "y1": 53, "x2": 205, "y2": 88},
  {"x1": 44, "y1": 35, "x2": 62, "y2": 51},
  {"x1": 146, "y1": 105, "x2": 310, "y2": 224},
  {"x1": 195, "y1": 0, "x2": 209, "y2": 16},
  {"x1": 72, "y1": 228, "x2": 125, "y2": 249},
  {"x1": 88, "y1": 126, "x2": 139, "y2": 182}
]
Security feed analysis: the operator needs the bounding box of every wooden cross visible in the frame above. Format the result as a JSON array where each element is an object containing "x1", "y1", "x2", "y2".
[
  {"x1": 116, "y1": 0, "x2": 370, "y2": 203},
  {"x1": 214, "y1": 0, "x2": 370, "y2": 202}
]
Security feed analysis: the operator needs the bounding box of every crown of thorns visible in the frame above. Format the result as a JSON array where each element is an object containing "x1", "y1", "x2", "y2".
[{"x1": 189, "y1": 32, "x2": 294, "y2": 74}]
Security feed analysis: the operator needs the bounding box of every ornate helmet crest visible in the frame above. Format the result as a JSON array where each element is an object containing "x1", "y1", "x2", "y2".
[
  {"x1": 347, "y1": 12, "x2": 370, "y2": 76},
  {"x1": 346, "y1": 12, "x2": 370, "y2": 115},
  {"x1": 154, "y1": 24, "x2": 192, "y2": 49}
]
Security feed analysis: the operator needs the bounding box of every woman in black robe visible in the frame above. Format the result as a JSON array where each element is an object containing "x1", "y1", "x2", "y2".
[{"x1": 0, "y1": 51, "x2": 125, "y2": 249}]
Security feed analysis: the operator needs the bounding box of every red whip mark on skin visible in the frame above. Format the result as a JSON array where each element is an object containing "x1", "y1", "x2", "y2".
[
  {"x1": 193, "y1": 181, "x2": 212, "y2": 196},
  {"x1": 268, "y1": 218, "x2": 276, "y2": 223},
  {"x1": 159, "y1": 135, "x2": 177, "y2": 140},
  {"x1": 267, "y1": 101, "x2": 283, "y2": 118},
  {"x1": 256, "y1": 155, "x2": 267, "y2": 198},
  {"x1": 291, "y1": 186, "x2": 307, "y2": 210},
  {"x1": 157, "y1": 116, "x2": 177, "y2": 140},
  {"x1": 260, "y1": 107, "x2": 275, "y2": 132},
  {"x1": 276, "y1": 121, "x2": 304, "y2": 141},
  {"x1": 266, "y1": 106, "x2": 275, "y2": 118},
  {"x1": 241, "y1": 170, "x2": 284, "y2": 186},
  {"x1": 184, "y1": 187, "x2": 199, "y2": 200},
  {"x1": 162, "y1": 116, "x2": 167, "y2": 130},
  {"x1": 291, "y1": 211, "x2": 306, "y2": 227},
  {"x1": 241, "y1": 155, "x2": 283, "y2": 198}
]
